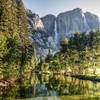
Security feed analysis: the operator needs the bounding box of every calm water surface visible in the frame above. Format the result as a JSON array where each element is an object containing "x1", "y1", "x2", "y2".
[{"x1": 1, "y1": 74, "x2": 100, "y2": 100}]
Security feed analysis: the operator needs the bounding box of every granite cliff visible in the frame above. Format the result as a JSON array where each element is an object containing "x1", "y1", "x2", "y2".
[
  {"x1": 15, "y1": 0, "x2": 100, "y2": 57},
  {"x1": 27, "y1": 8, "x2": 100, "y2": 57},
  {"x1": 41, "y1": 8, "x2": 100, "y2": 44}
]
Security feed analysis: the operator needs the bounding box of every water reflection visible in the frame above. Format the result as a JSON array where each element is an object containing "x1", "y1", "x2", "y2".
[
  {"x1": 17, "y1": 96, "x2": 100, "y2": 100},
  {"x1": 1, "y1": 74, "x2": 100, "y2": 100}
]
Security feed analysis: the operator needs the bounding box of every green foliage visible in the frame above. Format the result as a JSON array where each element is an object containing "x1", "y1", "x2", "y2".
[
  {"x1": 41, "y1": 63, "x2": 49, "y2": 71},
  {"x1": 60, "y1": 38, "x2": 69, "y2": 52},
  {"x1": 0, "y1": 0, "x2": 37, "y2": 83},
  {"x1": 46, "y1": 49, "x2": 53, "y2": 62},
  {"x1": 41, "y1": 29, "x2": 100, "y2": 75}
]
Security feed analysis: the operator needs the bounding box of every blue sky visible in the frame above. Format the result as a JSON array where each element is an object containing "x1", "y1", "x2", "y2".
[{"x1": 23, "y1": 0, "x2": 100, "y2": 17}]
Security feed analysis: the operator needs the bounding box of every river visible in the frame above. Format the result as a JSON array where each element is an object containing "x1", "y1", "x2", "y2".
[{"x1": 1, "y1": 74, "x2": 100, "y2": 100}]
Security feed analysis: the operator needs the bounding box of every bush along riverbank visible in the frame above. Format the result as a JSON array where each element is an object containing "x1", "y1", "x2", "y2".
[
  {"x1": 35, "y1": 70, "x2": 100, "y2": 82},
  {"x1": 36, "y1": 28, "x2": 100, "y2": 83}
]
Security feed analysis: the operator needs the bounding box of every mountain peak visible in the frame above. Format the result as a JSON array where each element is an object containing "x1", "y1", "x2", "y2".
[
  {"x1": 73, "y1": 8, "x2": 82, "y2": 12},
  {"x1": 58, "y1": 8, "x2": 83, "y2": 17},
  {"x1": 68, "y1": 8, "x2": 83, "y2": 14}
]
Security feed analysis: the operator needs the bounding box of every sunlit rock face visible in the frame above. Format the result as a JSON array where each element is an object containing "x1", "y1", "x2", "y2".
[
  {"x1": 27, "y1": 13, "x2": 44, "y2": 30},
  {"x1": 42, "y1": 8, "x2": 100, "y2": 43},
  {"x1": 15, "y1": 1, "x2": 100, "y2": 58},
  {"x1": 27, "y1": 13, "x2": 57, "y2": 58},
  {"x1": 41, "y1": 15, "x2": 59, "y2": 44},
  {"x1": 56, "y1": 8, "x2": 90, "y2": 40},
  {"x1": 14, "y1": 0, "x2": 57, "y2": 58},
  {"x1": 85, "y1": 12, "x2": 100, "y2": 30},
  {"x1": 41, "y1": 14, "x2": 56, "y2": 38},
  {"x1": 27, "y1": 8, "x2": 100, "y2": 57}
]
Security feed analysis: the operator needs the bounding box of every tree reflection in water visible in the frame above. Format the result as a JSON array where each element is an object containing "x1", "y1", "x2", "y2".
[{"x1": 1, "y1": 74, "x2": 100, "y2": 100}]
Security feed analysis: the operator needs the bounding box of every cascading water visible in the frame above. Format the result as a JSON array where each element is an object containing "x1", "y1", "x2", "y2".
[
  {"x1": 82, "y1": 12, "x2": 87, "y2": 24},
  {"x1": 54, "y1": 20, "x2": 59, "y2": 44}
]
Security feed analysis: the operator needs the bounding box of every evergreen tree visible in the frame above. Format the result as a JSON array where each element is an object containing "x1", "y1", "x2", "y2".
[
  {"x1": 46, "y1": 49, "x2": 53, "y2": 62},
  {"x1": 10, "y1": 0, "x2": 19, "y2": 36},
  {"x1": 0, "y1": 0, "x2": 21, "y2": 78},
  {"x1": 0, "y1": 0, "x2": 37, "y2": 83},
  {"x1": 16, "y1": 0, "x2": 31, "y2": 66},
  {"x1": 87, "y1": 29, "x2": 97, "y2": 74},
  {"x1": 0, "y1": 0, "x2": 12, "y2": 37},
  {"x1": 16, "y1": 0, "x2": 37, "y2": 79},
  {"x1": 92, "y1": 27, "x2": 100, "y2": 74},
  {"x1": 0, "y1": 34, "x2": 7, "y2": 77},
  {"x1": 60, "y1": 38, "x2": 69, "y2": 52}
]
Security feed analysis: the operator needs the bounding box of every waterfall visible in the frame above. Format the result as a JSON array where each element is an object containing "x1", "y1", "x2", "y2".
[{"x1": 54, "y1": 20, "x2": 58, "y2": 44}]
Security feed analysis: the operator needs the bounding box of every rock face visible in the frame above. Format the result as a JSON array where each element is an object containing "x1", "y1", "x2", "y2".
[
  {"x1": 27, "y1": 13, "x2": 57, "y2": 58},
  {"x1": 31, "y1": 30, "x2": 57, "y2": 58},
  {"x1": 27, "y1": 8, "x2": 100, "y2": 57},
  {"x1": 27, "y1": 13, "x2": 44, "y2": 30},
  {"x1": 56, "y1": 8, "x2": 89, "y2": 40},
  {"x1": 41, "y1": 14, "x2": 56, "y2": 38},
  {"x1": 85, "y1": 12, "x2": 100, "y2": 30},
  {"x1": 26, "y1": 7, "x2": 100, "y2": 57},
  {"x1": 41, "y1": 8, "x2": 100, "y2": 43},
  {"x1": 14, "y1": 0, "x2": 57, "y2": 58},
  {"x1": 15, "y1": 0, "x2": 100, "y2": 57}
]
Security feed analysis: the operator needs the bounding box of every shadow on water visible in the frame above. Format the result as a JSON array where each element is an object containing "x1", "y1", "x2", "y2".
[{"x1": 1, "y1": 74, "x2": 100, "y2": 100}]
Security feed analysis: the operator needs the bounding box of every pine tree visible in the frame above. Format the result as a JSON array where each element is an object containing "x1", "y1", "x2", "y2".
[
  {"x1": 0, "y1": 33, "x2": 7, "y2": 77},
  {"x1": 92, "y1": 27, "x2": 100, "y2": 74},
  {"x1": 16, "y1": 0, "x2": 37, "y2": 80},
  {"x1": 16, "y1": 0, "x2": 30, "y2": 44},
  {"x1": 0, "y1": 0, "x2": 21, "y2": 78},
  {"x1": 10, "y1": 0, "x2": 19, "y2": 36},
  {"x1": 0, "y1": 0, "x2": 12, "y2": 37},
  {"x1": 0, "y1": 0, "x2": 36, "y2": 82},
  {"x1": 16, "y1": 0, "x2": 31, "y2": 66},
  {"x1": 60, "y1": 38, "x2": 69, "y2": 52},
  {"x1": 46, "y1": 49, "x2": 53, "y2": 62}
]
